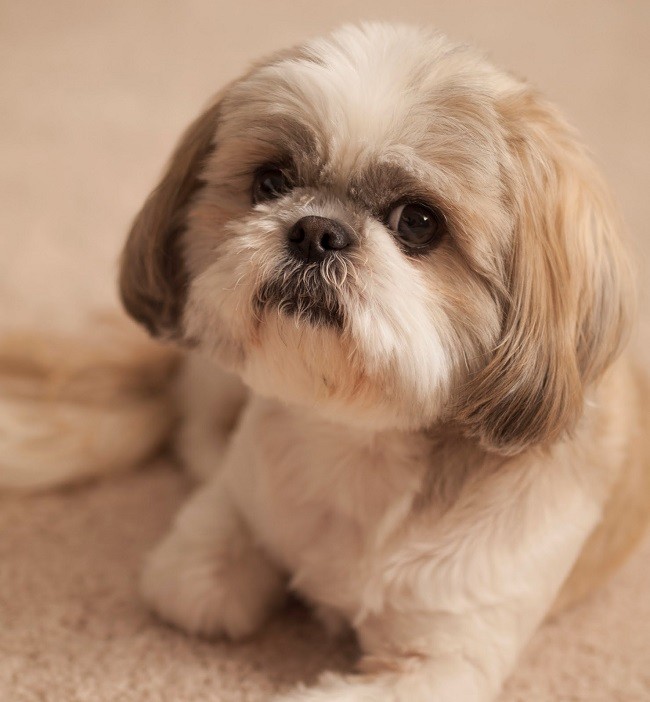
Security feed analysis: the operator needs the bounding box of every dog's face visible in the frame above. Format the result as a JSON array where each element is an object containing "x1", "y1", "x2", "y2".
[{"x1": 121, "y1": 24, "x2": 631, "y2": 451}]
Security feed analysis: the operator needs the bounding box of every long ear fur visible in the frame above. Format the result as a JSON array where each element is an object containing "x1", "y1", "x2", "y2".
[
  {"x1": 457, "y1": 89, "x2": 633, "y2": 454},
  {"x1": 119, "y1": 98, "x2": 223, "y2": 338}
]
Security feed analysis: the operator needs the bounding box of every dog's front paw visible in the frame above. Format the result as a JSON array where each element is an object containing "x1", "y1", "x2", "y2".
[{"x1": 140, "y1": 527, "x2": 285, "y2": 640}]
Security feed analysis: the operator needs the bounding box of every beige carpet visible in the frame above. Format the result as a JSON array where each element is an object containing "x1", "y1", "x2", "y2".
[{"x1": 1, "y1": 1, "x2": 649, "y2": 700}]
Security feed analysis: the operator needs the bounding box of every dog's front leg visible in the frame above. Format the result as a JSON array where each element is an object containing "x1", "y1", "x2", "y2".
[
  {"x1": 140, "y1": 473, "x2": 286, "y2": 639},
  {"x1": 277, "y1": 458, "x2": 602, "y2": 702}
]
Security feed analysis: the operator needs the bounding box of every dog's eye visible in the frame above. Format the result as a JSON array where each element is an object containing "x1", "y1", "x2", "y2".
[
  {"x1": 387, "y1": 203, "x2": 445, "y2": 250},
  {"x1": 252, "y1": 167, "x2": 292, "y2": 204}
]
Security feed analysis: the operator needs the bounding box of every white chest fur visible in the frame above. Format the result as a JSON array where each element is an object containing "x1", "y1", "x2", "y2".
[
  {"x1": 223, "y1": 397, "x2": 429, "y2": 618},
  {"x1": 143, "y1": 385, "x2": 604, "y2": 701}
]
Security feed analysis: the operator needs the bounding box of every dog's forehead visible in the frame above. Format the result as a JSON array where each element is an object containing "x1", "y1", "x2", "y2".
[
  {"x1": 265, "y1": 27, "x2": 454, "y2": 165},
  {"x1": 243, "y1": 26, "x2": 505, "y2": 174}
]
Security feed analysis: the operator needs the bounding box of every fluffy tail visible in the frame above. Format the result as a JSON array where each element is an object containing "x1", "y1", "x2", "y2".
[{"x1": 0, "y1": 316, "x2": 180, "y2": 490}]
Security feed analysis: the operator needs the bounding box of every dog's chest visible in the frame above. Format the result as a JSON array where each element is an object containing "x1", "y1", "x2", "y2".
[{"x1": 225, "y1": 398, "x2": 429, "y2": 616}]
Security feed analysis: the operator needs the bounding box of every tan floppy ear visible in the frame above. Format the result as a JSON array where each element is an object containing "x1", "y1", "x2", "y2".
[
  {"x1": 457, "y1": 89, "x2": 633, "y2": 454},
  {"x1": 119, "y1": 98, "x2": 223, "y2": 338}
]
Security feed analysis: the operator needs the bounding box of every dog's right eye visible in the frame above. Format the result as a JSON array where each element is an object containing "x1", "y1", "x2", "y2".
[{"x1": 252, "y1": 167, "x2": 292, "y2": 204}]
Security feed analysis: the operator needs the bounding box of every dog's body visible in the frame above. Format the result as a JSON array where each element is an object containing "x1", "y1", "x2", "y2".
[
  {"x1": 143, "y1": 352, "x2": 648, "y2": 701},
  {"x1": 2, "y1": 22, "x2": 648, "y2": 702}
]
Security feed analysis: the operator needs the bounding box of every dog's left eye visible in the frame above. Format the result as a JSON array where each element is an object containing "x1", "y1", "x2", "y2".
[
  {"x1": 387, "y1": 203, "x2": 445, "y2": 250},
  {"x1": 252, "y1": 167, "x2": 292, "y2": 204}
]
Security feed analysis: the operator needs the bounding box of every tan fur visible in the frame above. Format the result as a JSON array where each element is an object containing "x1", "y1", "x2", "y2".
[
  {"x1": 118, "y1": 28, "x2": 648, "y2": 617},
  {"x1": 553, "y1": 360, "x2": 650, "y2": 613},
  {"x1": 4, "y1": 22, "x2": 647, "y2": 702},
  {"x1": 0, "y1": 315, "x2": 179, "y2": 489},
  {"x1": 456, "y1": 90, "x2": 633, "y2": 454},
  {"x1": 0, "y1": 316, "x2": 178, "y2": 402},
  {"x1": 119, "y1": 96, "x2": 225, "y2": 338}
]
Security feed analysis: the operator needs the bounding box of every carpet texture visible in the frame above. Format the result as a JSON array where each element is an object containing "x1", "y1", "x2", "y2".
[
  {"x1": 1, "y1": 464, "x2": 649, "y2": 702},
  {"x1": 1, "y1": 1, "x2": 649, "y2": 700}
]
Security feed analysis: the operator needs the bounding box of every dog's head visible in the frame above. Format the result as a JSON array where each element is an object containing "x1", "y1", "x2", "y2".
[{"x1": 120, "y1": 23, "x2": 632, "y2": 453}]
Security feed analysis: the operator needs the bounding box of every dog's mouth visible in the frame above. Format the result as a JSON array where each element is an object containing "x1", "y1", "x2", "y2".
[{"x1": 253, "y1": 259, "x2": 346, "y2": 329}]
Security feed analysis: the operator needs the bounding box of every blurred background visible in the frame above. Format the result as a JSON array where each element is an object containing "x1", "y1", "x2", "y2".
[
  {"x1": 1, "y1": 3, "x2": 649, "y2": 701},
  {"x1": 1, "y1": 0, "x2": 649, "y2": 345}
]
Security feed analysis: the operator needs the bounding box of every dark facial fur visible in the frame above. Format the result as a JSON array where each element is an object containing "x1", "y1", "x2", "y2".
[{"x1": 254, "y1": 256, "x2": 347, "y2": 329}]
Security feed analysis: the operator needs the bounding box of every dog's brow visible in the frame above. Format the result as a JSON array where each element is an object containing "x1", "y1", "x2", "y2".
[
  {"x1": 238, "y1": 114, "x2": 321, "y2": 167},
  {"x1": 349, "y1": 160, "x2": 441, "y2": 213}
]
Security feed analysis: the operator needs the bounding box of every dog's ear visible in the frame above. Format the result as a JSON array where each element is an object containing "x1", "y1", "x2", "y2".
[
  {"x1": 119, "y1": 97, "x2": 224, "y2": 339},
  {"x1": 457, "y1": 89, "x2": 633, "y2": 454}
]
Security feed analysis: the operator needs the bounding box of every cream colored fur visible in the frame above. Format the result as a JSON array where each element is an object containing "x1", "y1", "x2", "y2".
[
  {"x1": 130, "y1": 24, "x2": 647, "y2": 702},
  {"x1": 0, "y1": 317, "x2": 179, "y2": 489},
  {"x1": 3, "y1": 22, "x2": 648, "y2": 702}
]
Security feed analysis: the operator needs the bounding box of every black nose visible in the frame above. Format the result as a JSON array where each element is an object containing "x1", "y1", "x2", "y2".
[{"x1": 287, "y1": 216, "x2": 353, "y2": 263}]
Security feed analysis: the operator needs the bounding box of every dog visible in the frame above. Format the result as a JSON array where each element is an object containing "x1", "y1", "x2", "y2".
[{"x1": 3, "y1": 22, "x2": 648, "y2": 702}]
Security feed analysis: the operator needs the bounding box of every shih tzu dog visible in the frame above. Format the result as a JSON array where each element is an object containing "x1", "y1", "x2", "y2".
[
  {"x1": 104, "y1": 21, "x2": 649, "y2": 702},
  {"x1": 115, "y1": 24, "x2": 650, "y2": 702}
]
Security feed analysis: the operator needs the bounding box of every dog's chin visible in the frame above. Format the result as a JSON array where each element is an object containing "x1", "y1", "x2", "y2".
[
  {"x1": 238, "y1": 305, "x2": 441, "y2": 434},
  {"x1": 186, "y1": 257, "x2": 452, "y2": 432},
  {"x1": 245, "y1": 265, "x2": 357, "y2": 411}
]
